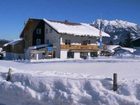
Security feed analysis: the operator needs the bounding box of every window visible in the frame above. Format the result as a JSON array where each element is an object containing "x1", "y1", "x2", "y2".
[
  {"x1": 49, "y1": 28, "x2": 53, "y2": 33},
  {"x1": 90, "y1": 52, "x2": 98, "y2": 57},
  {"x1": 36, "y1": 28, "x2": 42, "y2": 34},
  {"x1": 80, "y1": 52, "x2": 88, "y2": 59},
  {"x1": 46, "y1": 40, "x2": 49, "y2": 44},
  {"x1": 87, "y1": 40, "x2": 91, "y2": 44},
  {"x1": 82, "y1": 40, "x2": 90, "y2": 45},
  {"x1": 46, "y1": 40, "x2": 53, "y2": 46},
  {"x1": 65, "y1": 39, "x2": 71, "y2": 45},
  {"x1": 82, "y1": 41, "x2": 87, "y2": 45},
  {"x1": 36, "y1": 39, "x2": 41, "y2": 45},
  {"x1": 67, "y1": 51, "x2": 74, "y2": 58}
]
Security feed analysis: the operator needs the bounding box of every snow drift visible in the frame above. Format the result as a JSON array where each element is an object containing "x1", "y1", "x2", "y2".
[{"x1": 0, "y1": 71, "x2": 140, "y2": 105}]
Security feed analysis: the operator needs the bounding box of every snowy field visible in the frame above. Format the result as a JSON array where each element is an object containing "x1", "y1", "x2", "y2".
[
  {"x1": 1, "y1": 57, "x2": 140, "y2": 79},
  {"x1": 1, "y1": 58, "x2": 140, "y2": 105}
]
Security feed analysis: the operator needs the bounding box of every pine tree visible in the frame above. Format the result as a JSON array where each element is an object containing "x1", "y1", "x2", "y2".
[
  {"x1": 109, "y1": 40, "x2": 113, "y2": 45},
  {"x1": 123, "y1": 32, "x2": 132, "y2": 47}
]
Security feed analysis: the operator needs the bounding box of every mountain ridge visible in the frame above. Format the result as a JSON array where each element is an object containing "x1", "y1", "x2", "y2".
[{"x1": 92, "y1": 19, "x2": 140, "y2": 45}]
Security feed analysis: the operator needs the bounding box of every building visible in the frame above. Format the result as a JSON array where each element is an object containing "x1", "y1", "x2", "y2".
[
  {"x1": 3, "y1": 18, "x2": 110, "y2": 60},
  {"x1": 3, "y1": 39, "x2": 24, "y2": 60}
]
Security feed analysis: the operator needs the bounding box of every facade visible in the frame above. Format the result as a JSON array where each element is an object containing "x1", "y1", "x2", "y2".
[
  {"x1": 3, "y1": 39, "x2": 24, "y2": 60},
  {"x1": 3, "y1": 18, "x2": 110, "y2": 60}
]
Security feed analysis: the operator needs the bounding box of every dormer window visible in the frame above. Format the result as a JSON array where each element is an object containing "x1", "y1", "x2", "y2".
[
  {"x1": 36, "y1": 28, "x2": 42, "y2": 34},
  {"x1": 82, "y1": 40, "x2": 90, "y2": 45}
]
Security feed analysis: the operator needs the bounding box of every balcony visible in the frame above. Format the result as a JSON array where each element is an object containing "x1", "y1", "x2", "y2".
[{"x1": 61, "y1": 44, "x2": 99, "y2": 52}]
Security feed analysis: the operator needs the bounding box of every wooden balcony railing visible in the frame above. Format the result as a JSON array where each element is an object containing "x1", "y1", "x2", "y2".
[{"x1": 61, "y1": 44, "x2": 99, "y2": 52}]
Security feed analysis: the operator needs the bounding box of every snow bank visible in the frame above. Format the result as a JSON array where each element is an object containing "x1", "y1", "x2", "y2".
[
  {"x1": 1, "y1": 59, "x2": 140, "y2": 105},
  {"x1": 0, "y1": 72, "x2": 140, "y2": 105}
]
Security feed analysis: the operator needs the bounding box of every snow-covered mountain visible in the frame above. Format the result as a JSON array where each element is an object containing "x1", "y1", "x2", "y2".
[{"x1": 92, "y1": 19, "x2": 140, "y2": 45}]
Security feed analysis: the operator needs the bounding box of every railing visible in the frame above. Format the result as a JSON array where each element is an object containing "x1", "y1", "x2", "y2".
[{"x1": 61, "y1": 44, "x2": 99, "y2": 51}]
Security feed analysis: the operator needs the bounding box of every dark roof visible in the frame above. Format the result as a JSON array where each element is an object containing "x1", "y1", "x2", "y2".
[{"x1": 20, "y1": 18, "x2": 43, "y2": 38}]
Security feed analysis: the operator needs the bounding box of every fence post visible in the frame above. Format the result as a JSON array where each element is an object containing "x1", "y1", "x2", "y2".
[
  {"x1": 113, "y1": 73, "x2": 118, "y2": 91},
  {"x1": 6, "y1": 68, "x2": 12, "y2": 81}
]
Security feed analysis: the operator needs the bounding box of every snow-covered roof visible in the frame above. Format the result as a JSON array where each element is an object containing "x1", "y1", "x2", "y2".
[
  {"x1": 29, "y1": 44, "x2": 48, "y2": 50},
  {"x1": 107, "y1": 45, "x2": 136, "y2": 53},
  {"x1": 44, "y1": 19, "x2": 110, "y2": 37},
  {"x1": 120, "y1": 47, "x2": 136, "y2": 53},
  {"x1": 0, "y1": 48, "x2": 2, "y2": 52},
  {"x1": 107, "y1": 45, "x2": 120, "y2": 53},
  {"x1": 4, "y1": 39, "x2": 23, "y2": 47}
]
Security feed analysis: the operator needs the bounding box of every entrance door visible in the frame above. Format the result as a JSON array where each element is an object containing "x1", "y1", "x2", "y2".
[{"x1": 67, "y1": 51, "x2": 74, "y2": 58}]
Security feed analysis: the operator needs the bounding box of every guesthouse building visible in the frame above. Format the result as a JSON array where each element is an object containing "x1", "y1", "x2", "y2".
[{"x1": 3, "y1": 18, "x2": 110, "y2": 60}]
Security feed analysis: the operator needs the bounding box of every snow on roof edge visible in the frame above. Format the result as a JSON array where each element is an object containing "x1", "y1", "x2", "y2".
[{"x1": 4, "y1": 38, "x2": 23, "y2": 47}]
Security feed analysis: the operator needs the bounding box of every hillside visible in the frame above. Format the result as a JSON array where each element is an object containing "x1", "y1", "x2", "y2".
[{"x1": 92, "y1": 19, "x2": 140, "y2": 45}]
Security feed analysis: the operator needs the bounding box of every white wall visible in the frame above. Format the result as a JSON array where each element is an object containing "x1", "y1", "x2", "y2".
[
  {"x1": 60, "y1": 50, "x2": 67, "y2": 59},
  {"x1": 74, "y1": 52, "x2": 80, "y2": 59}
]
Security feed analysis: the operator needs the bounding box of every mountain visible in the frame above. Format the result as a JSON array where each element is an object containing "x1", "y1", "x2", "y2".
[
  {"x1": 92, "y1": 19, "x2": 140, "y2": 45},
  {"x1": 0, "y1": 39, "x2": 10, "y2": 47}
]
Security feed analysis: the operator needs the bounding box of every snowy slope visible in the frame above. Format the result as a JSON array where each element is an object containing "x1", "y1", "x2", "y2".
[
  {"x1": 93, "y1": 19, "x2": 140, "y2": 44},
  {"x1": 1, "y1": 59, "x2": 140, "y2": 105}
]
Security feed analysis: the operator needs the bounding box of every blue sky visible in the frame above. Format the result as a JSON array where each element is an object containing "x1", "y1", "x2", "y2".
[{"x1": 0, "y1": 0, "x2": 140, "y2": 40}]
